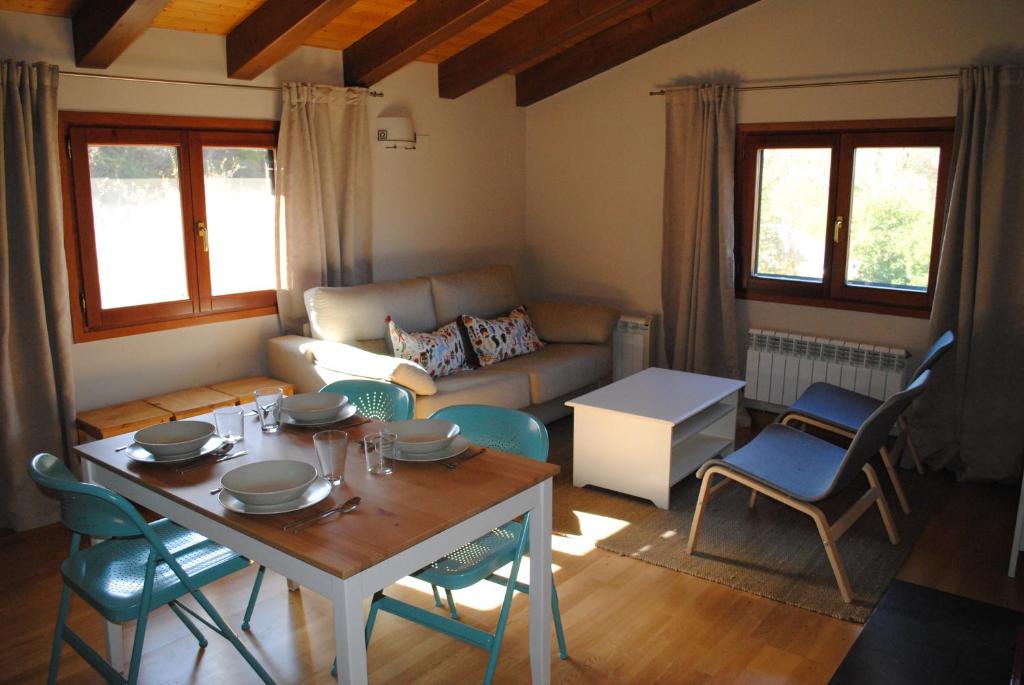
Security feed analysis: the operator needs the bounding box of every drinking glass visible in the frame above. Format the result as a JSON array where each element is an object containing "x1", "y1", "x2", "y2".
[
  {"x1": 213, "y1": 406, "x2": 245, "y2": 442},
  {"x1": 364, "y1": 431, "x2": 397, "y2": 475},
  {"x1": 314, "y1": 430, "x2": 348, "y2": 486},
  {"x1": 254, "y1": 386, "x2": 283, "y2": 433}
]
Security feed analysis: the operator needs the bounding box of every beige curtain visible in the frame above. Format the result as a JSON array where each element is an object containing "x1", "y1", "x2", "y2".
[
  {"x1": 0, "y1": 61, "x2": 76, "y2": 530},
  {"x1": 908, "y1": 66, "x2": 1024, "y2": 482},
  {"x1": 275, "y1": 83, "x2": 371, "y2": 333},
  {"x1": 661, "y1": 85, "x2": 740, "y2": 378}
]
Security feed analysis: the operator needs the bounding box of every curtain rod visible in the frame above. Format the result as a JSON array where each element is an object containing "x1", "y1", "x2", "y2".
[
  {"x1": 60, "y1": 70, "x2": 384, "y2": 97},
  {"x1": 649, "y1": 71, "x2": 958, "y2": 96}
]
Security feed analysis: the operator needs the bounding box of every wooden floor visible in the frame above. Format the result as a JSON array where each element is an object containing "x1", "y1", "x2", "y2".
[{"x1": 3, "y1": 415, "x2": 1023, "y2": 684}]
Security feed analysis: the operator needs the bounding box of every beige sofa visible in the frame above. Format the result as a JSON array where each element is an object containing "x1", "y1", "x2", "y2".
[{"x1": 268, "y1": 265, "x2": 619, "y2": 422}]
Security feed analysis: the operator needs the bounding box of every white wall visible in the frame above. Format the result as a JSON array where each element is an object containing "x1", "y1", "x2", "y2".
[
  {"x1": 523, "y1": 0, "x2": 1024, "y2": 366},
  {"x1": 1, "y1": 11, "x2": 525, "y2": 410}
]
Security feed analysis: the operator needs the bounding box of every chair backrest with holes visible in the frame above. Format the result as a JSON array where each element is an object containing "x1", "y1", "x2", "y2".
[
  {"x1": 429, "y1": 405, "x2": 548, "y2": 462},
  {"x1": 320, "y1": 379, "x2": 415, "y2": 422},
  {"x1": 29, "y1": 453, "x2": 150, "y2": 540}
]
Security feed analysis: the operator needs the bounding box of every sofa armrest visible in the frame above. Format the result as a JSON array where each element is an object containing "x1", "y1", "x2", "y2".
[
  {"x1": 528, "y1": 301, "x2": 620, "y2": 345},
  {"x1": 269, "y1": 335, "x2": 437, "y2": 396},
  {"x1": 268, "y1": 335, "x2": 326, "y2": 393}
]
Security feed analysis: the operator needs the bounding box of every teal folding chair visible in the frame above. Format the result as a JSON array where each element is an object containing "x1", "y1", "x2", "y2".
[
  {"x1": 245, "y1": 379, "x2": 416, "y2": 628},
  {"x1": 361, "y1": 405, "x2": 568, "y2": 685},
  {"x1": 320, "y1": 378, "x2": 415, "y2": 421},
  {"x1": 28, "y1": 453, "x2": 274, "y2": 685}
]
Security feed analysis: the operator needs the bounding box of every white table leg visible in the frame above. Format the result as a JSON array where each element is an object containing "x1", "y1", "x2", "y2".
[
  {"x1": 103, "y1": 620, "x2": 125, "y2": 673},
  {"x1": 332, "y1": 576, "x2": 368, "y2": 685},
  {"x1": 529, "y1": 479, "x2": 552, "y2": 685},
  {"x1": 82, "y1": 458, "x2": 126, "y2": 673}
]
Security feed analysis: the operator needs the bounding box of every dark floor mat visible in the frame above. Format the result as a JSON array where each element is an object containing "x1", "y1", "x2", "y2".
[{"x1": 829, "y1": 580, "x2": 1022, "y2": 684}]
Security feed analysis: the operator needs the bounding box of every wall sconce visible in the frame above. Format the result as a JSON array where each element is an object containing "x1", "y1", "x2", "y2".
[{"x1": 376, "y1": 116, "x2": 416, "y2": 150}]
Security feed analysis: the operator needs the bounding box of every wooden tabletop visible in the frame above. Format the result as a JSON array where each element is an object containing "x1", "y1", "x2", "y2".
[{"x1": 74, "y1": 408, "x2": 559, "y2": 580}]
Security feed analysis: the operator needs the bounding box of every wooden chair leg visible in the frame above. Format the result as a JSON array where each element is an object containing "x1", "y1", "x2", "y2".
[
  {"x1": 864, "y1": 463, "x2": 900, "y2": 545},
  {"x1": 898, "y1": 416, "x2": 926, "y2": 474},
  {"x1": 879, "y1": 446, "x2": 911, "y2": 515},
  {"x1": 809, "y1": 509, "x2": 853, "y2": 603},
  {"x1": 687, "y1": 472, "x2": 716, "y2": 554}
]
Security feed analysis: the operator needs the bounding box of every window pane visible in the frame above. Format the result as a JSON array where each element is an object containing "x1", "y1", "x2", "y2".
[
  {"x1": 753, "y1": 148, "x2": 832, "y2": 282},
  {"x1": 203, "y1": 147, "x2": 276, "y2": 296},
  {"x1": 845, "y1": 147, "x2": 940, "y2": 291},
  {"x1": 88, "y1": 145, "x2": 189, "y2": 309}
]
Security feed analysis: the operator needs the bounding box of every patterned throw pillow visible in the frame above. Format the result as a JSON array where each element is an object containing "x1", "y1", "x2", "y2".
[
  {"x1": 459, "y1": 306, "x2": 545, "y2": 367},
  {"x1": 387, "y1": 317, "x2": 470, "y2": 379}
]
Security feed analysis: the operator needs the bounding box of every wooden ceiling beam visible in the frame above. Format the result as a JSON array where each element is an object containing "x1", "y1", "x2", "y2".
[
  {"x1": 72, "y1": 0, "x2": 171, "y2": 69},
  {"x1": 343, "y1": 0, "x2": 517, "y2": 88},
  {"x1": 439, "y1": 0, "x2": 658, "y2": 100},
  {"x1": 515, "y1": 0, "x2": 760, "y2": 106},
  {"x1": 227, "y1": 0, "x2": 359, "y2": 80}
]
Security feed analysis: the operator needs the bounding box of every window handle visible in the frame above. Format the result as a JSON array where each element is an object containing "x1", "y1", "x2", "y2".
[
  {"x1": 834, "y1": 215, "x2": 844, "y2": 243},
  {"x1": 197, "y1": 221, "x2": 209, "y2": 252}
]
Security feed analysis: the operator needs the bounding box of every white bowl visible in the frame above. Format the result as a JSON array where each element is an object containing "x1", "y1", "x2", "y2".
[
  {"x1": 220, "y1": 460, "x2": 319, "y2": 506},
  {"x1": 282, "y1": 393, "x2": 347, "y2": 422},
  {"x1": 383, "y1": 419, "x2": 460, "y2": 455},
  {"x1": 135, "y1": 420, "x2": 216, "y2": 456}
]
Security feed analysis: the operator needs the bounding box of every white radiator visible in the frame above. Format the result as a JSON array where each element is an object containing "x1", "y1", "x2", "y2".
[
  {"x1": 613, "y1": 314, "x2": 653, "y2": 380},
  {"x1": 744, "y1": 328, "x2": 908, "y2": 409}
]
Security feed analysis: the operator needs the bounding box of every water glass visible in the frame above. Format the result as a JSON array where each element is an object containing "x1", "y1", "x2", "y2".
[
  {"x1": 314, "y1": 430, "x2": 348, "y2": 486},
  {"x1": 213, "y1": 406, "x2": 245, "y2": 442},
  {"x1": 254, "y1": 386, "x2": 283, "y2": 433},
  {"x1": 363, "y1": 431, "x2": 397, "y2": 475}
]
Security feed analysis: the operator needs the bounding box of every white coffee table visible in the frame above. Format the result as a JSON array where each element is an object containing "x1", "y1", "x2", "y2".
[{"x1": 566, "y1": 367, "x2": 746, "y2": 509}]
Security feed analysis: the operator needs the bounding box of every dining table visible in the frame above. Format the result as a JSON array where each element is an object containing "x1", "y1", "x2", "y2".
[{"x1": 74, "y1": 406, "x2": 559, "y2": 684}]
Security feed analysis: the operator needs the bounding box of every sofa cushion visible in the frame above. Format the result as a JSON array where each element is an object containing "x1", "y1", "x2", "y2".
[
  {"x1": 305, "y1": 277, "x2": 436, "y2": 343},
  {"x1": 528, "y1": 301, "x2": 620, "y2": 345},
  {"x1": 460, "y1": 306, "x2": 545, "y2": 367},
  {"x1": 388, "y1": 318, "x2": 469, "y2": 379},
  {"x1": 493, "y1": 344, "x2": 611, "y2": 404},
  {"x1": 414, "y1": 368, "x2": 531, "y2": 418},
  {"x1": 430, "y1": 265, "x2": 520, "y2": 325}
]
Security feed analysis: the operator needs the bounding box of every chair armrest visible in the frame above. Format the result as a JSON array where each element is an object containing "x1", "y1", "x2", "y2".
[{"x1": 527, "y1": 301, "x2": 620, "y2": 345}]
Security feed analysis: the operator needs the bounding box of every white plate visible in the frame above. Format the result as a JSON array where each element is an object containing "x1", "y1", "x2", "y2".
[
  {"x1": 281, "y1": 403, "x2": 358, "y2": 427},
  {"x1": 394, "y1": 435, "x2": 471, "y2": 463},
  {"x1": 219, "y1": 477, "x2": 333, "y2": 515},
  {"x1": 125, "y1": 436, "x2": 227, "y2": 465}
]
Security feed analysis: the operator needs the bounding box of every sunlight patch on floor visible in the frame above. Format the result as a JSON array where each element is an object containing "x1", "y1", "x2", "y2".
[
  {"x1": 572, "y1": 510, "x2": 630, "y2": 542},
  {"x1": 393, "y1": 557, "x2": 563, "y2": 612},
  {"x1": 551, "y1": 533, "x2": 596, "y2": 556}
]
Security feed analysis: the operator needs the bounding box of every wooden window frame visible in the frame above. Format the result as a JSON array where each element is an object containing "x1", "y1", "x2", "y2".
[
  {"x1": 735, "y1": 118, "x2": 954, "y2": 318},
  {"x1": 60, "y1": 111, "x2": 279, "y2": 342}
]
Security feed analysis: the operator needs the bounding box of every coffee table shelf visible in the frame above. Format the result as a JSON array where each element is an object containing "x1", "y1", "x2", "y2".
[{"x1": 567, "y1": 368, "x2": 745, "y2": 509}]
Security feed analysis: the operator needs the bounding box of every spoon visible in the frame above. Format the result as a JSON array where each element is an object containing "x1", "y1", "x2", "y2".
[{"x1": 284, "y1": 496, "x2": 361, "y2": 532}]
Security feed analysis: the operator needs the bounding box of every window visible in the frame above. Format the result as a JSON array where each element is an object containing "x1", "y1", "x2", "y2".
[
  {"x1": 60, "y1": 112, "x2": 278, "y2": 341},
  {"x1": 736, "y1": 119, "x2": 953, "y2": 317}
]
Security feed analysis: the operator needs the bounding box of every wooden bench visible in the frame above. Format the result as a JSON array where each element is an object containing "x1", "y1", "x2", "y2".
[{"x1": 77, "y1": 376, "x2": 295, "y2": 441}]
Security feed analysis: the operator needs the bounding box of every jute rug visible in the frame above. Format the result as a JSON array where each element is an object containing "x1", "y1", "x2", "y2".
[{"x1": 551, "y1": 461, "x2": 952, "y2": 623}]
